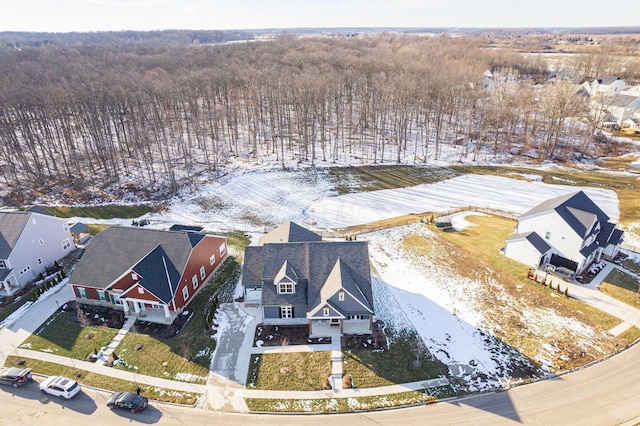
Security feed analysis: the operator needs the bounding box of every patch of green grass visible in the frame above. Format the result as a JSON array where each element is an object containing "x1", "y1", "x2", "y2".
[
  {"x1": 115, "y1": 258, "x2": 242, "y2": 380},
  {"x1": 327, "y1": 165, "x2": 460, "y2": 195},
  {"x1": 342, "y1": 334, "x2": 442, "y2": 388},
  {"x1": 0, "y1": 286, "x2": 40, "y2": 323},
  {"x1": 599, "y1": 269, "x2": 640, "y2": 309},
  {"x1": 3, "y1": 356, "x2": 200, "y2": 405},
  {"x1": 618, "y1": 326, "x2": 640, "y2": 343},
  {"x1": 44, "y1": 205, "x2": 155, "y2": 219},
  {"x1": 621, "y1": 258, "x2": 640, "y2": 275},
  {"x1": 19, "y1": 311, "x2": 119, "y2": 360},
  {"x1": 245, "y1": 387, "x2": 454, "y2": 412},
  {"x1": 246, "y1": 351, "x2": 332, "y2": 391},
  {"x1": 86, "y1": 224, "x2": 109, "y2": 236}
]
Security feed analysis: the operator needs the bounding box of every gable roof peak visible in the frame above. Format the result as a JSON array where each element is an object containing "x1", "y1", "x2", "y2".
[{"x1": 258, "y1": 221, "x2": 322, "y2": 246}]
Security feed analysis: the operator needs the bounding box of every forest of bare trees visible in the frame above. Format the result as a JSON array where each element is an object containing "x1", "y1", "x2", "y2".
[{"x1": 0, "y1": 33, "x2": 636, "y2": 204}]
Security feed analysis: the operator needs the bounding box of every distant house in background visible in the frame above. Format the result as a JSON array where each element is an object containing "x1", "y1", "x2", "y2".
[
  {"x1": 502, "y1": 191, "x2": 624, "y2": 277},
  {"x1": 582, "y1": 76, "x2": 627, "y2": 97},
  {"x1": 68, "y1": 226, "x2": 227, "y2": 325},
  {"x1": 603, "y1": 95, "x2": 640, "y2": 130},
  {"x1": 0, "y1": 210, "x2": 74, "y2": 296},
  {"x1": 243, "y1": 221, "x2": 374, "y2": 336}
]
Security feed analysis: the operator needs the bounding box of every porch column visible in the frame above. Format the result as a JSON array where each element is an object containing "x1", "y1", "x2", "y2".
[
  {"x1": 122, "y1": 300, "x2": 130, "y2": 315},
  {"x1": 1, "y1": 280, "x2": 11, "y2": 295},
  {"x1": 133, "y1": 301, "x2": 141, "y2": 314},
  {"x1": 163, "y1": 304, "x2": 171, "y2": 322}
]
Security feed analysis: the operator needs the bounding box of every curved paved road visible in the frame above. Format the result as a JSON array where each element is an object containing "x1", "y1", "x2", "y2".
[{"x1": 4, "y1": 340, "x2": 640, "y2": 425}]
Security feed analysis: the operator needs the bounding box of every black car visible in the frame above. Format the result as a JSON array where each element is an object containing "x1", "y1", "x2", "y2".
[
  {"x1": 0, "y1": 367, "x2": 33, "y2": 388},
  {"x1": 106, "y1": 391, "x2": 148, "y2": 413}
]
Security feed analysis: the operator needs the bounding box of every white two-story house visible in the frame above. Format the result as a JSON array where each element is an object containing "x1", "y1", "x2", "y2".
[
  {"x1": 502, "y1": 191, "x2": 624, "y2": 276},
  {"x1": 0, "y1": 210, "x2": 74, "y2": 295}
]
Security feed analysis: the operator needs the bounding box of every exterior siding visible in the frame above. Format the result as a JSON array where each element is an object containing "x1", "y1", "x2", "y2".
[
  {"x1": 171, "y1": 235, "x2": 228, "y2": 311},
  {"x1": 504, "y1": 239, "x2": 547, "y2": 268},
  {"x1": 517, "y1": 213, "x2": 586, "y2": 263},
  {"x1": 264, "y1": 306, "x2": 280, "y2": 319},
  {"x1": 121, "y1": 283, "x2": 162, "y2": 302},
  {"x1": 8, "y1": 213, "x2": 74, "y2": 287}
]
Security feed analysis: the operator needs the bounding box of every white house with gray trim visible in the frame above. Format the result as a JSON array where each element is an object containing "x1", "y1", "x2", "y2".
[
  {"x1": 0, "y1": 210, "x2": 74, "y2": 295},
  {"x1": 242, "y1": 222, "x2": 374, "y2": 336},
  {"x1": 502, "y1": 191, "x2": 624, "y2": 276}
]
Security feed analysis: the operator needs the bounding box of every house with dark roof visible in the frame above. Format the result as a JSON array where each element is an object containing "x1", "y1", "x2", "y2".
[
  {"x1": 502, "y1": 191, "x2": 624, "y2": 276},
  {"x1": 0, "y1": 210, "x2": 74, "y2": 296},
  {"x1": 68, "y1": 226, "x2": 227, "y2": 325},
  {"x1": 243, "y1": 222, "x2": 374, "y2": 336}
]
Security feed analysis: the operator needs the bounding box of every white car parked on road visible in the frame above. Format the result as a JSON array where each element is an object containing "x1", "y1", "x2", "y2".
[{"x1": 39, "y1": 376, "x2": 81, "y2": 399}]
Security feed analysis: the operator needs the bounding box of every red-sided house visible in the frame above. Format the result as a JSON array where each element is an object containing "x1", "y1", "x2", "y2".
[{"x1": 68, "y1": 226, "x2": 227, "y2": 325}]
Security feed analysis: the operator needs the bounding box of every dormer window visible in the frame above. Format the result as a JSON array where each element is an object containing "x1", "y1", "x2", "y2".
[
  {"x1": 278, "y1": 282, "x2": 294, "y2": 294},
  {"x1": 275, "y1": 260, "x2": 297, "y2": 294}
]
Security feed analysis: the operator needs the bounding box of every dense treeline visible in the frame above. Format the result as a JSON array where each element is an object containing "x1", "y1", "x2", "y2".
[
  {"x1": 0, "y1": 30, "x2": 254, "y2": 48},
  {"x1": 0, "y1": 35, "x2": 634, "y2": 204}
]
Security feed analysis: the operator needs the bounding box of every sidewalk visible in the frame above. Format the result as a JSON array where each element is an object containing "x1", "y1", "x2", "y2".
[{"x1": 537, "y1": 260, "x2": 640, "y2": 335}]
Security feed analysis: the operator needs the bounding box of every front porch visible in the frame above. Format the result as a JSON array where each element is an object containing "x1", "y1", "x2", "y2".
[
  {"x1": 122, "y1": 300, "x2": 179, "y2": 325},
  {"x1": 309, "y1": 318, "x2": 372, "y2": 338}
]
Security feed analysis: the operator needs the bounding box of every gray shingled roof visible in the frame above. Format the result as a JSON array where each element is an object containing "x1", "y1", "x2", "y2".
[
  {"x1": 0, "y1": 212, "x2": 31, "y2": 258},
  {"x1": 258, "y1": 221, "x2": 322, "y2": 246},
  {"x1": 520, "y1": 191, "x2": 609, "y2": 238},
  {"x1": 609, "y1": 94, "x2": 640, "y2": 108},
  {"x1": 596, "y1": 76, "x2": 623, "y2": 85},
  {"x1": 243, "y1": 239, "x2": 373, "y2": 315},
  {"x1": 506, "y1": 231, "x2": 552, "y2": 254},
  {"x1": 130, "y1": 245, "x2": 182, "y2": 303},
  {"x1": 68, "y1": 226, "x2": 200, "y2": 291}
]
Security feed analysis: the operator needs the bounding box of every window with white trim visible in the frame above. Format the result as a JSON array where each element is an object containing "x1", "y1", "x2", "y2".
[
  {"x1": 37, "y1": 258, "x2": 43, "y2": 265},
  {"x1": 280, "y1": 306, "x2": 293, "y2": 319},
  {"x1": 338, "y1": 291, "x2": 344, "y2": 301},
  {"x1": 0, "y1": 260, "x2": 6, "y2": 268},
  {"x1": 137, "y1": 287, "x2": 144, "y2": 294},
  {"x1": 545, "y1": 231, "x2": 551, "y2": 240},
  {"x1": 97, "y1": 290, "x2": 108, "y2": 302},
  {"x1": 39, "y1": 238, "x2": 44, "y2": 245},
  {"x1": 323, "y1": 307, "x2": 329, "y2": 316},
  {"x1": 111, "y1": 294, "x2": 123, "y2": 305},
  {"x1": 200, "y1": 266, "x2": 206, "y2": 280},
  {"x1": 210, "y1": 254, "x2": 215, "y2": 265},
  {"x1": 151, "y1": 303, "x2": 163, "y2": 310},
  {"x1": 278, "y1": 282, "x2": 294, "y2": 294},
  {"x1": 182, "y1": 286, "x2": 189, "y2": 301},
  {"x1": 62, "y1": 238, "x2": 71, "y2": 250},
  {"x1": 219, "y1": 242, "x2": 227, "y2": 257},
  {"x1": 78, "y1": 287, "x2": 87, "y2": 298},
  {"x1": 63, "y1": 224, "x2": 69, "y2": 232},
  {"x1": 192, "y1": 275, "x2": 198, "y2": 289}
]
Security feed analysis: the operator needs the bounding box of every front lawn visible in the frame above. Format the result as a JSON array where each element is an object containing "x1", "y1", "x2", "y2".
[
  {"x1": 246, "y1": 351, "x2": 332, "y2": 391},
  {"x1": 599, "y1": 269, "x2": 640, "y2": 309},
  {"x1": 342, "y1": 333, "x2": 443, "y2": 388},
  {"x1": 19, "y1": 310, "x2": 119, "y2": 360},
  {"x1": 114, "y1": 257, "x2": 243, "y2": 381},
  {"x1": 3, "y1": 356, "x2": 200, "y2": 405},
  {"x1": 245, "y1": 388, "x2": 454, "y2": 412}
]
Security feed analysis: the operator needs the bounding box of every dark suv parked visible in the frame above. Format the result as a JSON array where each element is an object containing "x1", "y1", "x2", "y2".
[{"x1": 0, "y1": 367, "x2": 33, "y2": 387}]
